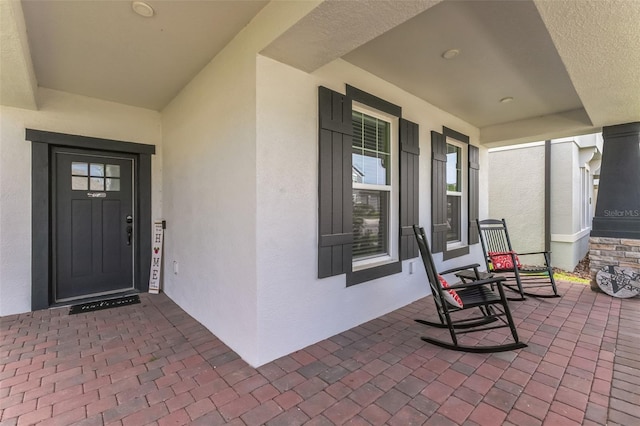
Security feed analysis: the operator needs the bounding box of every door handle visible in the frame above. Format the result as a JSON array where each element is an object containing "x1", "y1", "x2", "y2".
[{"x1": 126, "y1": 226, "x2": 132, "y2": 246}]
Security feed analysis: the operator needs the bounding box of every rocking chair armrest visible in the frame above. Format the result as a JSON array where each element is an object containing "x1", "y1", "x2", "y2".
[
  {"x1": 439, "y1": 263, "x2": 482, "y2": 276},
  {"x1": 445, "y1": 276, "x2": 506, "y2": 290},
  {"x1": 516, "y1": 251, "x2": 551, "y2": 256}
]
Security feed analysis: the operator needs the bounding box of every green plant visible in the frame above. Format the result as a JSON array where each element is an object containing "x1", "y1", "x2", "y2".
[{"x1": 553, "y1": 271, "x2": 589, "y2": 284}]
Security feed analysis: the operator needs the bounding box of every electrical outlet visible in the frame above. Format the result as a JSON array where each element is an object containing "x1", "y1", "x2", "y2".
[{"x1": 173, "y1": 261, "x2": 179, "y2": 275}]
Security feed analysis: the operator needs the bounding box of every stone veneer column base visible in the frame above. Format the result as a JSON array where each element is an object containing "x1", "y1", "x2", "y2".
[{"x1": 589, "y1": 236, "x2": 640, "y2": 291}]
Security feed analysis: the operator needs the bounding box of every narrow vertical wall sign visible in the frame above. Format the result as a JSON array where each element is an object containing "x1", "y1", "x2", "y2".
[{"x1": 149, "y1": 220, "x2": 164, "y2": 294}]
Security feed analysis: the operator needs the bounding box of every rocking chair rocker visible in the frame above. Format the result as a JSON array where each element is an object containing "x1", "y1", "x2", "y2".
[
  {"x1": 476, "y1": 218, "x2": 560, "y2": 300},
  {"x1": 413, "y1": 225, "x2": 526, "y2": 353}
]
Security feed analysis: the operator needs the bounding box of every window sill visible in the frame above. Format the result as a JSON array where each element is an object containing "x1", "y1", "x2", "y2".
[
  {"x1": 353, "y1": 255, "x2": 395, "y2": 272},
  {"x1": 447, "y1": 241, "x2": 467, "y2": 250},
  {"x1": 442, "y1": 245, "x2": 470, "y2": 261},
  {"x1": 347, "y1": 261, "x2": 402, "y2": 287}
]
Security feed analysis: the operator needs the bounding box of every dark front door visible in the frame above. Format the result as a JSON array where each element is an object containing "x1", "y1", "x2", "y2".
[{"x1": 53, "y1": 149, "x2": 135, "y2": 302}]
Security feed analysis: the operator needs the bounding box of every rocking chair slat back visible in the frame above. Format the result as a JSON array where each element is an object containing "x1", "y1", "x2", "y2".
[
  {"x1": 485, "y1": 228, "x2": 511, "y2": 252},
  {"x1": 476, "y1": 219, "x2": 511, "y2": 261}
]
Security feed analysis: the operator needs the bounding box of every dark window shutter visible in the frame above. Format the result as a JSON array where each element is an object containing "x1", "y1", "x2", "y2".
[
  {"x1": 468, "y1": 145, "x2": 480, "y2": 244},
  {"x1": 431, "y1": 131, "x2": 447, "y2": 253},
  {"x1": 400, "y1": 118, "x2": 420, "y2": 260},
  {"x1": 318, "y1": 86, "x2": 353, "y2": 278}
]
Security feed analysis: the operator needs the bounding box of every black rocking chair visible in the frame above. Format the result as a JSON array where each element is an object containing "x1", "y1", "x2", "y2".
[
  {"x1": 413, "y1": 225, "x2": 526, "y2": 353},
  {"x1": 476, "y1": 218, "x2": 560, "y2": 300}
]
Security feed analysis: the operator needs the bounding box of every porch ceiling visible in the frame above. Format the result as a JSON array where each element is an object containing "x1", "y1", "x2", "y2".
[
  {"x1": 2, "y1": 0, "x2": 269, "y2": 111},
  {"x1": 1, "y1": 0, "x2": 639, "y2": 146}
]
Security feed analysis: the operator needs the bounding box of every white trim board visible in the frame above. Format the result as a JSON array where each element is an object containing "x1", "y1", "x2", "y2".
[{"x1": 551, "y1": 228, "x2": 591, "y2": 243}]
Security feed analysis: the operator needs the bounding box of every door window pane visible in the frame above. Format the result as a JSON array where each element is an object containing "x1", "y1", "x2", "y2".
[
  {"x1": 71, "y1": 176, "x2": 88, "y2": 190},
  {"x1": 90, "y1": 177, "x2": 104, "y2": 191},
  {"x1": 106, "y1": 164, "x2": 120, "y2": 177},
  {"x1": 90, "y1": 163, "x2": 104, "y2": 177},
  {"x1": 106, "y1": 178, "x2": 120, "y2": 191},
  {"x1": 71, "y1": 162, "x2": 88, "y2": 176}
]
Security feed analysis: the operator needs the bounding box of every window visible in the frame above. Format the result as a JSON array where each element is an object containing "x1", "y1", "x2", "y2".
[
  {"x1": 431, "y1": 127, "x2": 479, "y2": 259},
  {"x1": 71, "y1": 162, "x2": 121, "y2": 191},
  {"x1": 580, "y1": 167, "x2": 591, "y2": 230},
  {"x1": 318, "y1": 85, "x2": 420, "y2": 284},
  {"x1": 351, "y1": 107, "x2": 398, "y2": 269},
  {"x1": 446, "y1": 138, "x2": 468, "y2": 248}
]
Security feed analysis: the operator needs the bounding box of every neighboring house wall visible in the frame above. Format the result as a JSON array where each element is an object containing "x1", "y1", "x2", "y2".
[
  {"x1": 489, "y1": 143, "x2": 546, "y2": 263},
  {"x1": 550, "y1": 140, "x2": 583, "y2": 270},
  {"x1": 550, "y1": 135, "x2": 600, "y2": 271},
  {"x1": 488, "y1": 135, "x2": 600, "y2": 271},
  {"x1": 0, "y1": 88, "x2": 162, "y2": 316}
]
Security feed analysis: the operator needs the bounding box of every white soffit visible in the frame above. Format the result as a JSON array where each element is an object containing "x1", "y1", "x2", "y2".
[
  {"x1": 19, "y1": 0, "x2": 268, "y2": 111},
  {"x1": 261, "y1": 0, "x2": 443, "y2": 73},
  {"x1": 534, "y1": 0, "x2": 640, "y2": 128},
  {"x1": 480, "y1": 108, "x2": 596, "y2": 148},
  {"x1": 342, "y1": 0, "x2": 584, "y2": 129},
  {"x1": 0, "y1": 0, "x2": 37, "y2": 110}
]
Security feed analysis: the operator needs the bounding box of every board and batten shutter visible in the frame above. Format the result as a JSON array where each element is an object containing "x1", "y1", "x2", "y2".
[
  {"x1": 318, "y1": 86, "x2": 353, "y2": 278},
  {"x1": 400, "y1": 118, "x2": 420, "y2": 260},
  {"x1": 468, "y1": 145, "x2": 480, "y2": 244},
  {"x1": 431, "y1": 131, "x2": 447, "y2": 253}
]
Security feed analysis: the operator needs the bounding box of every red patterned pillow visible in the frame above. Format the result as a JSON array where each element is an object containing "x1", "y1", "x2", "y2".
[
  {"x1": 437, "y1": 275, "x2": 463, "y2": 308},
  {"x1": 488, "y1": 251, "x2": 522, "y2": 271}
]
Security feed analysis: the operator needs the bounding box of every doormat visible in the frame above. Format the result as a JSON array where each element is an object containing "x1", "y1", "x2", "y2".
[{"x1": 69, "y1": 294, "x2": 140, "y2": 315}]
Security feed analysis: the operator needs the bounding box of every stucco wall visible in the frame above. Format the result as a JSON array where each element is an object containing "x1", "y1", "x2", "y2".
[
  {"x1": 159, "y1": 1, "x2": 326, "y2": 366},
  {"x1": 488, "y1": 143, "x2": 546, "y2": 259},
  {"x1": 0, "y1": 88, "x2": 162, "y2": 316},
  {"x1": 160, "y1": 26, "x2": 261, "y2": 365},
  {"x1": 253, "y1": 56, "x2": 485, "y2": 365}
]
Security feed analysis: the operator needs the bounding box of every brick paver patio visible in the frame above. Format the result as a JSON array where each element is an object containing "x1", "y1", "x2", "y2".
[{"x1": 1, "y1": 280, "x2": 639, "y2": 425}]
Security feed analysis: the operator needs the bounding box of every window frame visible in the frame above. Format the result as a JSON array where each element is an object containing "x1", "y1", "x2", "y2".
[
  {"x1": 445, "y1": 136, "x2": 468, "y2": 250},
  {"x1": 580, "y1": 166, "x2": 591, "y2": 231},
  {"x1": 345, "y1": 86, "x2": 403, "y2": 285},
  {"x1": 432, "y1": 126, "x2": 477, "y2": 260},
  {"x1": 351, "y1": 103, "x2": 399, "y2": 271}
]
